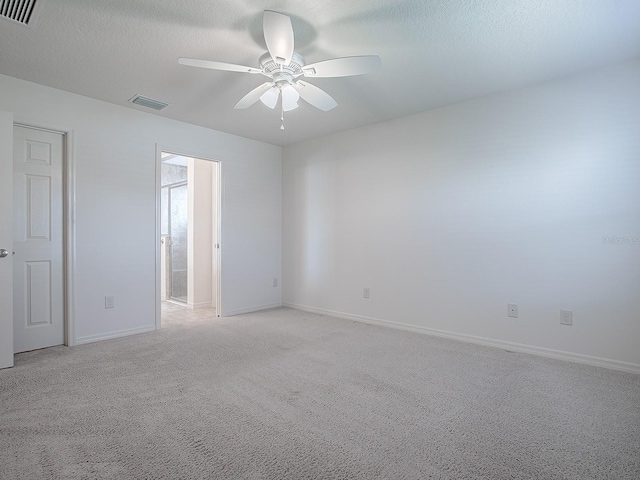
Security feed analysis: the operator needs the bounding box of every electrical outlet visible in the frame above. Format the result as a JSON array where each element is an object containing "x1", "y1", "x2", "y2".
[
  {"x1": 560, "y1": 309, "x2": 573, "y2": 326},
  {"x1": 363, "y1": 287, "x2": 370, "y2": 299},
  {"x1": 105, "y1": 296, "x2": 115, "y2": 309},
  {"x1": 272, "y1": 278, "x2": 278, "y2": 288},
  {"x1": 507, "y1": 304, "x2": 518, "y2": 318}
]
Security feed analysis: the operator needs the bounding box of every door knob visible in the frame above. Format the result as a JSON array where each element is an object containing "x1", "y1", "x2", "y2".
[{"x1": 0, "y1": 249, "x2": 9, "y2": 258}]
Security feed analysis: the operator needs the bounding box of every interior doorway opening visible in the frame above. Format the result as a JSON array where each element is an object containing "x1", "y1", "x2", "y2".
[{"x1": 158, "y1": 152, "x2": 220, "y2": 326}]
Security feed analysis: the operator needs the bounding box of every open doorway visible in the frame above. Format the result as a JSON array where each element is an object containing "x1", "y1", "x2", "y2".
[{"x1": 158, "y1": 152, "x2": 220, "y2": 327}]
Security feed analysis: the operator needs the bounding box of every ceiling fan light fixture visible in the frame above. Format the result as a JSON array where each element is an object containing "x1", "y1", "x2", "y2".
[
  {"x1": 178, "y1": 10, "x2": 381, "y2": 127},
  {"x1": 282, "y1": 85, "x2": 300, "y2": 112},
  {"x1": 260, "y1": 87, "x2": 279, "y2": 109}
]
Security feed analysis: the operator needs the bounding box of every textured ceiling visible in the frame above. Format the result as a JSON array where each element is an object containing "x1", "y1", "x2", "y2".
[{"x1": 1, "y1": 0, "x2": 640, "y2": 146}]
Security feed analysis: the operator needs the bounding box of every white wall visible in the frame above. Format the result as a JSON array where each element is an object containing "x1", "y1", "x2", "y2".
[
  {"x1": 188, "y1": 158, "x2": 213, "y2": 309},
  {"x1": 0, "y1": 73, "x2": 282, "y2": 349},
  {"x1": 283, "y1": 60, "x2": 640, "y2": 371}
]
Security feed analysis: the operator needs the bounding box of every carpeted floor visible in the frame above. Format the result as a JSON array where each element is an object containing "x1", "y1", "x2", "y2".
[{"x1": 1, "y1": 307, "x2": 639, "y2": 479}]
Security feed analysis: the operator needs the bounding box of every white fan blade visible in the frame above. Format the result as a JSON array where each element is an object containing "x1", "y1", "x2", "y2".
[
  {"x1": 281, "y1": 85, "x2": 300, "y2": 112},
  {"x1": 234, "y1": 83, "x2": 273, "y2": 109},
  {"x1": 295, "y1": 81, "x2": 338, "y2": 111},
  {"x1": 263, "y1": 11, "x2": 294, "y2": 65},
  {"x1": 178, "y1": 57, "x2": 262, "y2": 74},
  {"x1": 260, "y1": 87, "x2": 280, "y2": 109},
  {"x1": 302, "y1": 55, "x2": 382, "y2": 78}
]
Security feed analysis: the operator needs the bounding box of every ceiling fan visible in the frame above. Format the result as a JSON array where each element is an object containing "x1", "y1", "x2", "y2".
[{"x1": 178, "y1": 10, "x2": 382, "y2": 129}]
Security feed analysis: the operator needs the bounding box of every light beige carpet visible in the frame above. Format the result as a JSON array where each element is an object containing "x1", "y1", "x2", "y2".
[{"x1": 1, "y1": 307, "x2": 639, "y2": 479}]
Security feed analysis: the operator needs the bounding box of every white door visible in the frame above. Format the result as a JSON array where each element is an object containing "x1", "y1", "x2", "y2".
[
  {"x1": 0, "y1": 112, "x2": 14, "y2": 368},
  {"x1": 13, "y1": 126, "x2": 64, "y2": 353}
]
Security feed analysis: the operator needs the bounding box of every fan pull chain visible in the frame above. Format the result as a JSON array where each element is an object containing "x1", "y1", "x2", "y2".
[{"x1": 280, "y1": 101, "x2": 285, "y2": 131}]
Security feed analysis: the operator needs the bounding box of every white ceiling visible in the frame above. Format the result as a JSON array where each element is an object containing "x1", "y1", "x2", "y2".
[{"x1": 1, "y1": 0, "x2": 640, "y2": 146}]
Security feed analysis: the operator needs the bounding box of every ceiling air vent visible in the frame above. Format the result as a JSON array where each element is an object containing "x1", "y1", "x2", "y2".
[
  {"x1": 128, "y1": 94, "x2": 169, "y2": 111},
  {"x1": 0, "y1": 0, "x2": 38, "y2": 26}
]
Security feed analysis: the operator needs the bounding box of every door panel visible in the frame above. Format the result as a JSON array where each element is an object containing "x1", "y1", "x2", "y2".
[
  {"x1": 25, "y1": 261, "x2": 52, "y2": 326},
  {"x1": 26, "y1": 174, "x2": 52, "y2": 239},
  {"x1": 13, "y1": 126, "x2": 64, "y2": 353}
]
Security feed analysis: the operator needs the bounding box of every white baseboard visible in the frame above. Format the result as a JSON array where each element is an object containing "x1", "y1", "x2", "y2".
[
  {"x1": 283, "y1": 302, "x2": 640, "y2": 375},
  {"x1": 187, "y1": 301, "x2": 213, "y2": 310},
  {"x1": 75, "y1": 325, "x2": 157, "y2": 346},
  {"x1": 223, "y1": 302, "x2": 283, "y2": 317}
]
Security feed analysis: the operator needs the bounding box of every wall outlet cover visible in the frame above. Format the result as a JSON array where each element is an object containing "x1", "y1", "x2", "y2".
[
  {"x1": 363, "y1": 287, "x2": 370, "y2": 299},
  {"x1": 560, "y1": 309, "x2": 573, "y2": 326},
  {"x1": 105, "y1": 296, "x2": 115, "y2": 309},
  {"x1": 507, "y1": 304, "x2": 518, "y2": 318}
]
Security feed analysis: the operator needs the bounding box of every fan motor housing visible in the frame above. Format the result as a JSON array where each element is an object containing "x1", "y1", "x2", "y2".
[{"x1": 259, "y1": 52, "x2": 306, "y2": 78}]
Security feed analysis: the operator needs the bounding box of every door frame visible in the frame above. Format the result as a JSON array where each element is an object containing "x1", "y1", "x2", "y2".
[
  {"x1": 155, "y1": 145, "x2": 222, "y2": 328},
  {"x1": 13, "y1": 119, "x2": 76, "y2": 348}
]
